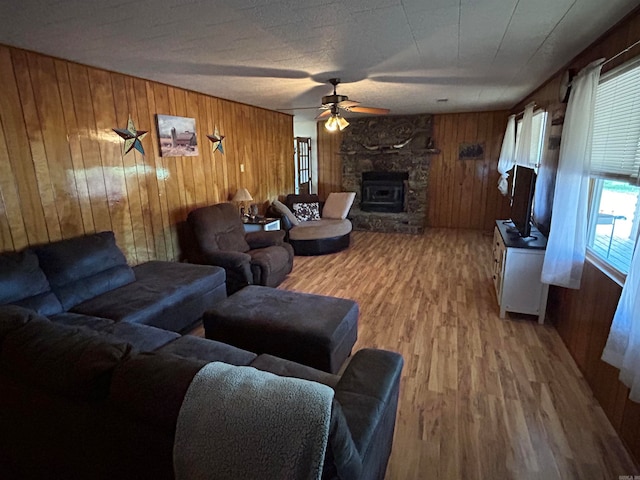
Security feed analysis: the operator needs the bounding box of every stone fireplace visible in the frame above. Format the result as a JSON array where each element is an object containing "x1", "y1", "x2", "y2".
[{"x1": 341, "y1": 114, "x2": 438, "y2": 234}]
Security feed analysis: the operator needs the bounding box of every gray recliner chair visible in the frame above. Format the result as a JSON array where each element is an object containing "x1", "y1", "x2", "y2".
[{"x1": 187, "y1": 203, "x2": 294, "y2": 294}]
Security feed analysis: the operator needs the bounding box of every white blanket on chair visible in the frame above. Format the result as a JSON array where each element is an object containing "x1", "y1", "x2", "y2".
[{"x1": 173, "y1": 362, "x2": 334, "y2": 480}]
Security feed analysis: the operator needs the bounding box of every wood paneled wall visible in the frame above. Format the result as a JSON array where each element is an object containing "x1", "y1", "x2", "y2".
[
  {"x1": 517, "y1": 6, "x2": 640, "y2": 467},
  {"x1": 316, "y1": 124, "x2": 342, "y2": 201},
  {"x1": 548, "y1": 263, "x2": 640, "y2": 463},
  {"x1": 315, "y1": 110, "x2": 511, "y2": 230},
  {"x1": 428, "y1": 111, "x2": 511, "y2": 231},
  {"x1": 0, "y1": 45, "x2": 294, "y2": 263}
]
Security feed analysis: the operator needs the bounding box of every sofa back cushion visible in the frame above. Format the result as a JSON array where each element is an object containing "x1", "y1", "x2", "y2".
[
  {"x1": 34, "y1": 231, "x2": 135, "y2": 310},
  {"x1": 0, "y1": 250, "x2": 63, "y2": 315},
  {"x1": 272, "y1": 200, "x2": 299, "y2": 226},
  {"x1": 110, "y1": 352, "x2": 206, "y2": 432},
  {"x1": 322, "y1": 192, "x2": 356, "y2": 220},
  {"x1": 0, "y1": 320, "x2": 132, "y2": 400},
  {"x1": 188, "y1": 203, "x2": 251, "y2": 254}
]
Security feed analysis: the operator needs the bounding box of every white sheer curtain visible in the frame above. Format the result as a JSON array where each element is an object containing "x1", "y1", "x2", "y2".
[
  {"x1": 514, "y1": 103, "x2": 534, "y2": 167},
  {"x1": 541, "y1": 59, "x2": 604, "y2": 289},
  {"x1": 497, "y1": 115, "x2": 516, "y2": 195},
  {"x1": 602, "y1": 240, "x2": 640, "y2": 401}
]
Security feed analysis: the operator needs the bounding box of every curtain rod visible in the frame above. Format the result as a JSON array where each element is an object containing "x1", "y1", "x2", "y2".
[
  {"x1": 514, "y1": 102, "x2": 538, "y2": 119},
  {"x1": 567, "y1": 39, "x2": 640, "y2": 87},
  {"x1": 602, "y1": 38, "x2": 640, "y2": 68},
  {"x1": 513, "y1": 39, "x2": 640, "y2": 115}
]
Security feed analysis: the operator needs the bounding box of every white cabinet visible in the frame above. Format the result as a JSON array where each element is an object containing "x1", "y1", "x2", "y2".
[{"x1": 492, "y1": 221, "x2": 549, "y2": 324}]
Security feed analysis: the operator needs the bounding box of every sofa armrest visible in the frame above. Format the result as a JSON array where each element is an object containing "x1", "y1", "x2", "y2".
[
  {"x1": 334, "y1": 349, "x2": 403, "y2": 472},
  {"x1": 245, "y1": 230, "x2": 285, "y2": 249}
]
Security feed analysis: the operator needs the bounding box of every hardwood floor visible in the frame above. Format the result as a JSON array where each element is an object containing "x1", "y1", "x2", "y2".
[{"x1": 277, "y1": 229, "x2": 638, "y2": 479}]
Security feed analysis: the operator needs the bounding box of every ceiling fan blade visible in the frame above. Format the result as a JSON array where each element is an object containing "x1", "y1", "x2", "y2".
[
  {"x1": 337, "y1": 100, "x2": 360, "y2": 108},
  {"x1": 277, "y1": 106, "x2": 319, "y2": 111},
  {"x1": 344, "y1": 106, "x2": 390, "y2": 115},
  {"x1": 315, "y1": 110, "x2": 332, "y2": 119}
]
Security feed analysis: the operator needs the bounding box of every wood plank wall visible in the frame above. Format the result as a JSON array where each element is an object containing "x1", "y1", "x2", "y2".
[
  {"x1": 0, "y1": 45, "x2": 294, "y2": 263},
  {"x1": 516, "y1": 7, "x2": 640, "y2": 467},
  {"x1": 428, "y1": 111, "x2": 511, "y2": 231},
  {"x1": 316, "y1": 111, "x2": 511, "y2": 230},
  {"x1": 316, "y1": 124, "x2": 343, "y2": 201}
]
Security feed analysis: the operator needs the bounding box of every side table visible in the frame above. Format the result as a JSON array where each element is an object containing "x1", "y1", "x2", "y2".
[{"x1": 242, "y1": 217, "x2": 280, "y2": 233}]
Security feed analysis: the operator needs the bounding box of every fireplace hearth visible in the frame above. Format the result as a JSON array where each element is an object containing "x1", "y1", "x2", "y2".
[{"x1": 361, "y1": 171, "x2": 408, "y2": 213}]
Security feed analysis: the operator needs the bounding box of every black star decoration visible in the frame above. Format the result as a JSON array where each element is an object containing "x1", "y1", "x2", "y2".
[
  {"x1": 206, "y1": 127, "x2": 225, "y2": 154},
  {"x1": 113, "y1": 116, "x2": 148, "y2": 155}
]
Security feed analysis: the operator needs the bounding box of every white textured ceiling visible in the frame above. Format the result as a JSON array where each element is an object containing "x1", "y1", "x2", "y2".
[{"x1": 0, "y1": 0, "x2": 637, "y2": 122}]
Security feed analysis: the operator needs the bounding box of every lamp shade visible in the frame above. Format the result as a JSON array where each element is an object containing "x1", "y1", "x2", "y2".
[
  {"x1": 325, "y1": 116, "x2": 339, "y2": 132},
  {"x1": 325, "y1": 114, "x2": 349, "y2": 132},
  {"x1": 232, "y1": 188, "x2": 253, "y2": 202},
  {"x1": 337, "y1": 116, "x2": 349, "y2": 131}
]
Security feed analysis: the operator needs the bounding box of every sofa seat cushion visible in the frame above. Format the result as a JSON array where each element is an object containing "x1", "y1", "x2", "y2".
[
  {"x1": 289, "y1": 219, "x2": 352, "y2": 241},
  {"x1": 50, "y1": 312, "x2": 178, "y2": 352},
  {"x1": 70, "y1": 261, "x2": 226, "y2": 332},
  {"x1": 156, "y1": 335, "x2": 257, "y2": 365},
  {"x1": 50, "y1": 312, "x2": 116, "y2": 330},
  {"x1": 34, "y1": 231, "x2": 135, "y2": 310},
  {"x1": 0, "y1": 320, "x2": 132, "y2": 400},
  {"x1": 0, "y1": 305, "x2": 51, "y2": 345},
  {"x1": 248, "y1": 245, "x2": 294, "y2": 286},
  {"x1": 98, "y1": 322, "x2": 180, "y2": 352},
  {"x1": 0, "y1": 251, "x2": 63, "y2": 315}
]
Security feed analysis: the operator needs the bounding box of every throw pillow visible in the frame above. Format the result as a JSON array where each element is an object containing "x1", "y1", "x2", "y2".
[
  {"x1": 272, "y1": 200, "x2": 300, "y2": 226},
  {"x1": 292, "y1": 202, "x2": 320, "y2": 222},
  {"x1": 322, "y1": 192, "x2": 356, "y2": 220}
]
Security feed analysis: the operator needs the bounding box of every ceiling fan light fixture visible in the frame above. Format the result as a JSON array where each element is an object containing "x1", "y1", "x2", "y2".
[
  {"x1": 325, "y1": 115, "x2": 339, "y2": 132},
  {"x1": 325, "y1": 114, "x2": 349, "y2": 132},
  {"x1": 337, "y1": 115, "x2": 349, "y2": 131}
]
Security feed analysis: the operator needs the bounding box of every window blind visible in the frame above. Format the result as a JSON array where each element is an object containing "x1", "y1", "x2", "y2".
[{"x1": 591, "y1": 57, "x2": 640, "y2": 183}]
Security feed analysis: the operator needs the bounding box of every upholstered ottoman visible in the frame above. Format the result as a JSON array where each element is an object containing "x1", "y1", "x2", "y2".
[{"x1": 202, "y1": 285, "x2": 358, "y2": 373}]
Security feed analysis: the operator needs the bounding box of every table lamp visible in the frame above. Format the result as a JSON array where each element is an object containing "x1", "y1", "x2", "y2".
[{"x1": 232, "y1": 188, "x2": 253, "y2": 216}]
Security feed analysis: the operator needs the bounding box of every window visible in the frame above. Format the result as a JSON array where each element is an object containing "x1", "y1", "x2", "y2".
[
  {"x1": 295, "y1": 137, "x2": 311, "y2": 194},
  {"x1": 515, "y1": 109, "x2": 547, "y2": 168},
  {"x1": 588, "y1": 179, "x2": 640, "y2": 274},
  {"x1": 587, "y1": 57, "x2": 640, "y2": 277}
]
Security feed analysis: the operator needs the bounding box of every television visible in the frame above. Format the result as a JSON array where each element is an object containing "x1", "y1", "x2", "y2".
[{"x1": 510, "y1": 165, "x2": 537, "y2": 238}]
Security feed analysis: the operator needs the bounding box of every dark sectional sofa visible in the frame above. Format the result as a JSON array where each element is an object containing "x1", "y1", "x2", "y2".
[
  {"x1": 0, "y1": 306, "x2": 403, "y2": 480},
  {"x1": 0, "y1": 231, "x2": 404, "y2": 479},
  {"x1": 0, "y1": 231, "x2": 226, "y2": 332}
]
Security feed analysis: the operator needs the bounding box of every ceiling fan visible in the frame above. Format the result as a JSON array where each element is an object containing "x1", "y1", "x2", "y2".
[{"x1": 317, "y1": 78, "x2": 390, "y2": 131}]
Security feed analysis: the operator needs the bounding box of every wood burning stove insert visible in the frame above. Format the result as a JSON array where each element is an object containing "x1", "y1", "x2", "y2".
[{"x1": 361, "y1": 171, "x2": 409, "y2": 213}]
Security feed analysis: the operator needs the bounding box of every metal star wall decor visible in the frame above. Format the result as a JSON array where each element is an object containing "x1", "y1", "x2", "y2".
[
  {"x1": 113, "y1": 116, "x2": 148, "y2": 155},
  {"x1": 206, "y1": 127, "x2": 225, "y2": 154}
]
